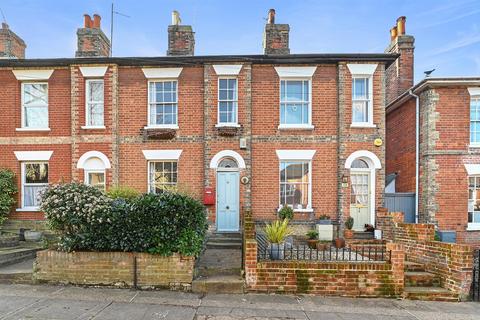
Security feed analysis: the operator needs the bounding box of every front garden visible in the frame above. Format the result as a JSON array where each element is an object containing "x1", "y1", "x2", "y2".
[{"x1": 34, "y1": 182, "x2": 208, "y2": 289}]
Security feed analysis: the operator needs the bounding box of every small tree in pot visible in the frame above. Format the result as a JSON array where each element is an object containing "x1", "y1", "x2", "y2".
[
  {"x1": 306, "y1": 230, "x2": 319, "y2": 249},
  {"x1": 278, "y1": 205, "x2": 294, "y2": 220},
  {"x1": 264, "y1": 219, "x2": 293, "y2": 260},
  {"x1": 344, "y1": 217, "x2": 354, "y2": 239}
]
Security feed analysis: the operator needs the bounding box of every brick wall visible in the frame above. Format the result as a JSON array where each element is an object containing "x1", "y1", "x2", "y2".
[
  {"x1": 34, "y1": 250, "x2": 194, "y2": 290},
  {"x1": 376, "y1": 211, "x2": 474, "y2": 299}
]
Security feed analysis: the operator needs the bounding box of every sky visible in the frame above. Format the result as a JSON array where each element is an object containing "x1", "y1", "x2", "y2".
[{"x1": 1, "y1": 0, "x2": 480, "y2": 82}]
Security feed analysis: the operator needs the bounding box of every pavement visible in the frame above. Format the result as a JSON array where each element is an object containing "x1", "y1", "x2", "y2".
[{"x1": 0, "y1": 284, "x2": 478, "y2": 320}]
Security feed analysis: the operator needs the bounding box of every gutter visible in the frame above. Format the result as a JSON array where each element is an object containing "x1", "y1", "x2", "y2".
[{"x1": 408, "y1": 89, "x2": 420, "y2": 223}]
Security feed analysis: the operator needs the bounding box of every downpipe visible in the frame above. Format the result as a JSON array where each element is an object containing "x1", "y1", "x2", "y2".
[{"x1": 408, "y1": 89, "x2": 420, "y2": 223}]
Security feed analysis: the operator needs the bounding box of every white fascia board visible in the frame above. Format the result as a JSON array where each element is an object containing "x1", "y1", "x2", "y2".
[
  {"x1": 213, "y1": 65, "x2": 243, "y2": 76},
  {"x1": 347, "y1": 64, "x2": 378, "y2": 75},
  {"x1": 468, "y1": 87, "x2": 480, "y2": 96},
  {"x1": 276, "y1": 150, "x2": 316, "y2": 161},
  {"x1": 79, "y1": 66, "x2": 108, "y2": 77},
  {"x1": 12, "y1": 69, "x2": 54, "y2": 81},
  {"x1": 142, "y1": 150, "x2": 183, "y2": 160},
  {"x1": 274, "y1": 66, "x2": 317, "y2": 78},
  {"x1": 142, "y1": 68, "x2": 183, "y2": 79},
  {"x1": 14, "y1": 151, "x2": 53, "y2": 161},
  {"x1": 465, "y1": 164, "x2": 480, "y2": 175}
]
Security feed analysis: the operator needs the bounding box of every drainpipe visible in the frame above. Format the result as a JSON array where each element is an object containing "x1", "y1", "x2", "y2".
[{"x1": 408, "y1": 89, "x2": 420, "y2": 223}]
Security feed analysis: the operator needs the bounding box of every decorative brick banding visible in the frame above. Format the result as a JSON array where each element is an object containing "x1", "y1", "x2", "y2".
[{"x1": 34, "y1": 250, "x2": 195, "y2": 290}]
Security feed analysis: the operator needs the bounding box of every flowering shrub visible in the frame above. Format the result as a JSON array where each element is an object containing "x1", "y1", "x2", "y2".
[
  {"x1": 0, "y1": 169, "x2": 17, "y2": 225},
  {"x1": 40, "y1": 183, "x2": 207, "y2": 256}
]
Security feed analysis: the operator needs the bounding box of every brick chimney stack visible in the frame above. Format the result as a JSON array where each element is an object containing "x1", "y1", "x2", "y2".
[
  {"x1": 0, "y1": 22, "x2": 26, "y2": 59},
  {"x1": 263, "y1": 9, "x2": 290, "y2": 55},
  {"x1": 76, "y1": 14, "x2": 111, "y2": 57},
  {"x1": 385, "y1": 16, "x2": 415, "y2": 104},
  {"x1": 167, "y1": 11, "x2": 195, "y2": 56}
]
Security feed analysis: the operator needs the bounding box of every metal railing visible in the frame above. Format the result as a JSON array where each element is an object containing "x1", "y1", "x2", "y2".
[
  {"x1": 256, "y1": 235, "x2": 390, "y2": 262},
  {"x1": 472, "y1": 249, "x2": 480, "y2": 302}
]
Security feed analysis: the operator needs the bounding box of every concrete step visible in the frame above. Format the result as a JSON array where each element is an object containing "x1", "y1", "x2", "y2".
[
  {"x1": 206, "y1": 242, "x2": 242, "y2": 249},
  {"x1": 403, "y1": 286, "x2": 459, "y2": 302},
  {"x1": 208, "y1": 237, "x2": 242, "y2": 243},
  {"x1": 192, "y1": 275, "x2": 244, "y2": 294},
  {"x1": 0, "y1": 246, "x2": 40, "y2": 268},
  {"x1": 405, "y1": 271, "x2": 441, "y2": 287},
  {"x1": 196, "y1": 266, "x2": 241, "y2": 277},
  {"x1": 404, "y1": 261, "x2": 425, "y2": 272},
  {"x1": 353, "y1": 231, "x2": 374, "y2": 240},
  {"x1": 0, "y1": 258, "x2": 34, "y2": 284}
]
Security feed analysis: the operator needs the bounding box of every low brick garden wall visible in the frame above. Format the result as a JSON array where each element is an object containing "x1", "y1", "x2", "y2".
[
  {"x1": 377, "y1": 210, "x2": 474, "y2": 299},
  {"x1": 34, "y1": 250, "x2": 195, "y2": 290}
]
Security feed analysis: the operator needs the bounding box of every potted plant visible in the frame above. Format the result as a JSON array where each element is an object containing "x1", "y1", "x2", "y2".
[
  {"x1": 334, "y1": 238, "x2": 345, "y2": 248},
  {"x1": 278, "y1": 205, "x2": 294, "y2": 220},
  {"x1": 306, "y1": 230, "x2": 319, "y2": 249},
  {"x1": 318, "y1": 214, "x2": 331, "y2": 225},
  {"x1": 316, "y1": 240, "x2": 330, "y2": 251},
  {"x1": 264, "y1": 219, "x2": 293, "y2": 260},
  {"x1": 344, "y1": 217, "x2": 354, "y2": 239}
]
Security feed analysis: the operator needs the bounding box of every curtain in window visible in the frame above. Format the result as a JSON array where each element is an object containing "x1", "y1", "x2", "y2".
[{"x1": 23, "y1": 83, "x2": 48, "y2": 128}]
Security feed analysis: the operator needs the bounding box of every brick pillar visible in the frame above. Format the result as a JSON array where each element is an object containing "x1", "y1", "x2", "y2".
[
  {"x1": 0, "y1": 23, "x2": 26, "y2": 58},
  {"x1": 386, "y1": 242, "x2": 405, "y2": 296},
  {"x1": 244, "y1": 239, "x2": 258, "y2": 288}
]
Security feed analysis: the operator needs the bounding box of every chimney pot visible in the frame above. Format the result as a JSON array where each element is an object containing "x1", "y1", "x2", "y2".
[
  {"x1": 390, "y1": 26, "x2": 398, "y2": 41},
  {"x1": 268, "y1": 9, "x2": 276, "y2": 24},
  {"x1": 172, "y1": 11, "x2": 181, "y2": 25},
  {"x1": 84, "y1": 14, "x2": 92, "y2": 28},
  {"x1": 93, "y1": 14, "x2": 101, "y2": 28},
  {"x1": 1, "y1": 22, "x2": 9, "y2": 29},
  {"x1": 396, "y1": 16, "x2": 406, "y2": 35}
]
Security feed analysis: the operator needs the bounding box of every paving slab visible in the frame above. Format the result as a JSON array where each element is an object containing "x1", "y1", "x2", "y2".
[
  {"x1": 0, "y1": 295, "x2": 40, "y2": 317},
  {"x1": 132, "y1": 289, "x2": 202, "y2": 307},
  {"x1": 89, "y1": 302, "x2": 196, "y2": 320},
  {"x1": 48, "y1": 286, "x2": 139, "y2": 303}
]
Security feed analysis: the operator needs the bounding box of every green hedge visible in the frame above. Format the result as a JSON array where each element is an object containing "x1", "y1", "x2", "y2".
[
  {"x1": 40, "y1": 183, "x2": 207, "y2": 256},
  {"x1": 0, "y1": 169, "x2": 17, "y2": 225}
]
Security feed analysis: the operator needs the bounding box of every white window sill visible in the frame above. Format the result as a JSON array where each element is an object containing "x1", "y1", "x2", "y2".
[
  {"x1": 15, "y1": 128, "x2": 51, "y2": 132},
  {"x1": 277, "y1": 207, "x2": 313, "y2": 213},
  {"x1": 469, "y1": 144, "x2": 480, "y2": 149},
  {"x1": 278, "y1": 124, "x2": 315, "y2": 130},
  {"x1": 144, "y1": 125, "x2": 179, "y2": 130},
  {"x1": 215, "y1": 123, "x2": 241, "y2": 128},
  {"x1": 467, "y1": 223, "x2": 480, "y2": 231},
  {"x1": 16, "y1": 207, "x2": 40, "y2": 212},
  {"x1": 81, "y1": 126, "x2": 106, "y2": 130},
  {"x1": 350, "y1": 123, "x2": 376, "y2": 128}
]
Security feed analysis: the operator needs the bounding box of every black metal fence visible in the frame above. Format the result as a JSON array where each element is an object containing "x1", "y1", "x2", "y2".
[
  {"x1": 472, "y1": 249, "x2": 480, "y2": 302},
  {"x1": 256, "y1": 235, "x2": 390, "y2": 262}
]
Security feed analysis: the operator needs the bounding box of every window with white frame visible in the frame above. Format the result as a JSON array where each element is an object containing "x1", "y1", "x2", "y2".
[
  {"x1": 148, "y1": 81, "x2": 178, "y2": 126},
  {"x1": 86, "y1": 79, "x2": 104, "y2": 127},
  {"x1": 85, "y1": 171, "x2": 105, "y2": 190},
  {"x1": 218, "y1": 78, "x2": 237, "y2": 125},
  {"x1": 148, "y1": 161, "x2": 178, "y2": 193},
  {"x1": 22, "y1": 83, "x2": 48, "y2": 128},
  {"x1": 22, "y1": 162, "x2": 48, "y2": 209},
  {"x1": 352, "y1": 76, "x2": 372, "y2": 125},
  {"x1": 279, "y1": 161, "x2": 311, "y2": 210},
  {"x1": 470, "y1": 96, "x2": 480, "y2": 144},
  {"x1": 468, "y1": 176, "x2": 480, "y2": 224},
  {"x1": 280, "y1": 80, "x2": 311, "y2": 126}
]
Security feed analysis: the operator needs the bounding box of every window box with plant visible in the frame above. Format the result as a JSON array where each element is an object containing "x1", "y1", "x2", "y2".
[
  {"x1": 264, "y1": 219, "x2": 293, "y2": 260},
  {"x1": 306, "y1": 229, "x2": 319, "y2": 249},
  {"x1": 344, "y1": 216, "x2": 354, "y2": 239}
]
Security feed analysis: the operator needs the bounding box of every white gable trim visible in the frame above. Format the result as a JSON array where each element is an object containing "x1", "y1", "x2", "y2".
[
  {"x1": 77, "y1": 151, "x2": 111, "y2": 169},
  {"x1": 213, "y1": 65, "x2": 243, "y2": 76},
  {"x1": 347, "y1": 64, "x2": 378, "y2": 75},
  {"x1": 465, "y1": 164, "x2": 480, "y2": 175},
  {"x1": 345, "y1": 150, "x2": 382, "y2": 169},
  {"x1": 274, "y1": 66, "x2": 317, "y2": 78},
  {"x1": 79, "y1": 66, "x2": 108, "y2": 78},
  {"x1": 142, "y1": 150, "x2": 183, "y2": 160},
  {"x1": 468, "y1": 88, "x2": 480, "y2": 96},
  {"x1": 210, "y1": 150, "x2": 246, "y2": 169},
  {"x1": 276, "y1": 150, "x2": 316, "y2": 161},
  {"x1": 142, "y1": 68, "x2": 183, "y2": 79},
  {"x1": 14, "y1": 151, "x2": 53, "y2": 161},
  {"x1": 12, "y1": 69, "x2": 54, "y2": 81}
]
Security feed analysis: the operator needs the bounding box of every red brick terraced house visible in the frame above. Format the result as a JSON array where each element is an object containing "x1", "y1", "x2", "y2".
[
  {"x1": 0, "y1": 11, "x2": 399, "y2": 238},
  {"x1": 386, "y1": 19, "x2": 480, "y2": 247}
]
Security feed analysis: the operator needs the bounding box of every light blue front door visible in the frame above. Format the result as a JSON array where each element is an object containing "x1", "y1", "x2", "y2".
[{"x1": 217, "y1": 171, "x2": 239, "y2": 232}]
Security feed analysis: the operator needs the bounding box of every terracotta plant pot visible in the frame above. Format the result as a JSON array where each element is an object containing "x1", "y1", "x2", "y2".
[
  {"x1": 307, "y1": 239, "x2": 318, "y2": 249},
  {"x1": 316, "y1": 242, "x2": 330, "y2": 251},
  {"x1": 344, "y1": 229, "x2": 354, "y2": 239},
  {"x1": 334, "y1": 238, "x2": 345, "y2": 249}
]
